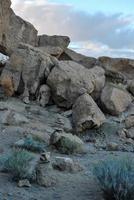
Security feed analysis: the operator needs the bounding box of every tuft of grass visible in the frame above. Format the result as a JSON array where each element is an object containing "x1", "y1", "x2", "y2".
[
  {"x1": 93, "y1": 157, "x2": 134, "y2": 200},
  {"x1": 15, "y1": 135, "x2": 45, "y2": 153},
  {"x1": 4, "y1": 149, "x2": 35, "y2": 180}
]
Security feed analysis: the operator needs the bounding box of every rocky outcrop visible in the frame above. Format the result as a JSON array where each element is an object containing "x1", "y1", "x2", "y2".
[
  {"x1": 59, "y1": 48, "x2": 97, "y2": 69},
  {"x1": 0, "y1": 0, "x2": 11, "y2": 54},
  {"x1": 37, "y1": 46, "x2": 64, "y2": 58},
  {"x1": 38, "y1": 35, "x2": 70, "y2": 50},
  {"x1": 0, "y1": 43, "x2": 57, "y2": 102},
  {"x1": 125, "y1": 115, "x2": 134, "y2": 129},
  {"x1": 101, "y1": 84, "x2": 132, "y2": 116},
  {"x1": 0, "y1": 0, "x2": 38, "y2": 55},
  {"x1": 72, "y1": 93, "x2": 105, "y2": 133},
  {"x1": 98, "y1": 56, "x2": 134, "y2": 82},
  {"x1": 128, "y1": 80, "x2": 134, "y2": 96},
  {"x1": 47, "y1": 61, "x2": 105, "y2": 108},
  {"x1": 37, "y1": 35, "x2": 70, "y2": 58}
]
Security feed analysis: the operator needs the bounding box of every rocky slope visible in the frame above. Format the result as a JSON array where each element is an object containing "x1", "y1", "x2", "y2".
[{"x1": 0, "y1": 1, "x2": 134, "y2": 200}]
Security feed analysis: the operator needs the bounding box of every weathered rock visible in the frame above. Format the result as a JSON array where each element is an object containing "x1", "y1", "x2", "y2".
[
  {"x1": 59, "y1": 48, "x2": 97, "y2": 69},
  {"x1": 47, "y1": 61, "x2": 105, "y2": 108},
  {"x1": 40, "y1": 152, "x2": 51, "y2": 163},
  {"x1": 18, "y1": 179, "x2": 31, "y2": 188},
  {"x1": 0, "y1": 58, "x2": 7, "y2": 75},
  {"x1": 0, "y1": 0, "x2": 11, "y2": 54},
  {"x1": 125, "y1": 115, "x2": 134, "y2": 129},
  {"x1": 37, "y1": 34, "x2": 70, "y2": 58},
  {"x1": 72, "y1": 93, "x2": 105, "y2": 133},
  {"x1": 106, "y1": 142, "x2": 119, "y2": 151},
  {"x1": 98, "y1": 56, "x2": 134, "y2": 82},
  {"x1": 0, "y1": 0, "x2": 38, "y2": 55},
  {"x1": 90, "y1": 65, "x2": 105, "y2": 100},
  {"x1": 37, "y1": 84, "x2": 51, "y2": 107},
  {"x1": 38, "y1": 34, "x2": 70, "y2": 50},
  {"x1": 36, "y1": 163, "x2": 57, "y2": 187},
  {"x1": 128, "y1": 80, "x2": 134, "y2": 96},
  {"x1": 52, "y1": 157, "x2": 83, "y2": 173},
  {"x1": 37, "y1": 46, "x2": 63, "y2": 58},
  {"x1": 1, "y1": 43, "x2": 56, "y2": 101},
  {"x1": 118, "y1": 128, "x2": 127, "y2": 139},
  {"x1": 101, "y1": 84, "x2": 132, "y2": 116},
  {"x1": 125, "y1": 128, "x2": 134, "y2": 139},
  {"x1": 50, "y1": 131, "x2": 85, "y2": 154}
]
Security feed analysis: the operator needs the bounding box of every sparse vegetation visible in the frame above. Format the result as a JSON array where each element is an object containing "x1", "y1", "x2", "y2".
[
  {"x1": 93, "y1": 157, "x2": 134, "y2": 200},
  {"x1": 16, "y1": 135, "x2": 45, "y2": 153},
  {"x1": 4, "y1": 149, "x2": 35, "y2": 180}
]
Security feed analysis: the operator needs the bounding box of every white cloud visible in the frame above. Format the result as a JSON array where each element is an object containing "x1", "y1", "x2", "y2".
[{"x1": 11, "y1": 0, "x2": 134, "y2": 58}]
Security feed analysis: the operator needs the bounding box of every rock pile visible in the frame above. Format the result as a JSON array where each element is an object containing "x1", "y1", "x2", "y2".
[
  {"x1": 1, "y1": 1, "x2": 134, "y2": 193},
  {"x1": 0, "y1": 0, "x2": 134, "y2": 136}
]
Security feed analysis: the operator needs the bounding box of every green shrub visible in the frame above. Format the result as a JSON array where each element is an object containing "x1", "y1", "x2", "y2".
[
  {"x1": 93, "y1": 157, "x2": 134, "y2": 200},
  {"x1": 4, "y1": 149, "x2": 34, "y2": 180},
  {"x1": 16, "y1": 135, "x2": 45, "y2": 153}
]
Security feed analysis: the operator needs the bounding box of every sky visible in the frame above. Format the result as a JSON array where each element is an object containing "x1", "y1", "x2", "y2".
[{"x1": 10, "y1": 0, "x2": 134, "y2": 58}]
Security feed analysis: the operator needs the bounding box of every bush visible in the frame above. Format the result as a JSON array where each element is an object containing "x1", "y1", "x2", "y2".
[
  {"x1": 93, "y1": 157, "x2": 134, "y2": 200},
  {"x1": 20, "y1": 135, "x2": 45, "y2": 153},
  {"x1": 4, "y1": 149, "x2": 34, "y2": 180}
]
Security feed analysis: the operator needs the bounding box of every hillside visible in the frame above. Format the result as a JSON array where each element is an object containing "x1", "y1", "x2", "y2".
[{"x1": 0, "y1": 1, "x2": 134, "y2": 200}]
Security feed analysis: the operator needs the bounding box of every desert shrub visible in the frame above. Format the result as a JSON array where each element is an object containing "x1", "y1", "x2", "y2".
[
  {"x1": 20, "y1": 135, "x2": 45, "y2": 153},
  {"x1": 93, "y1": 157, "x2": 134, "y2": 200},
  {"x1": 4, "y1": 149, "x2": 34, "y2": 180},
  {"x1": 14, "y1": 135, "x2": 45, "y2": 153}
]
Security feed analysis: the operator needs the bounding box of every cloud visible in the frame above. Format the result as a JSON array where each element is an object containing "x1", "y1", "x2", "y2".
[{"x1": 11, "y1": 0, "x2": 134, "y2": 58}]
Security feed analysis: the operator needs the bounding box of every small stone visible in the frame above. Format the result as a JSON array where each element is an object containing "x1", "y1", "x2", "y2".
[
  {"x1": 18, "y1": 179, "x2": 31, "y2": 187},
  {"x1": 125, "y1": 138, "x2": 134, "y2": 144},
  {"x1": 107, "y1": 142, "x2": 119, "y2": 151},
  {"x1": 37, "y1": 85, "x2": 51, "y2": 107},
  {"x1": 125, "y1": 128, "x2": 134, "y2": 139},
  {"x1": 40, "y1": 152, "x2": 51, "y2": 163},
  {"x1": 117, "y1": 128, "x2": 127, "y2": 139},
  {"x1": 52, "y1": 156, "x2": 83, "y2": 172},
  {"x1": 23, "y1": 96, "x2": 30, "y2": 104},
  {"x1": 125, "y1": 115, "x2": 134, "y2": 129}
]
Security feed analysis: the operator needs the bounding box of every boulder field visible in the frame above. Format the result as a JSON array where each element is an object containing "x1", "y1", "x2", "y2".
[{"x1": 0, "y1": 1, "x2": 134, "y2": 199}]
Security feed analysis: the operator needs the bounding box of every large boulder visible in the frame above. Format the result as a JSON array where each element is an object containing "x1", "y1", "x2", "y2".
[
  {"x1": 0, "y1": 43, "x2": 57, "y2": 102},
  {"x1": 47, "y1": 61, "x2": 105, "y2": 108},
  {"x1": 59, "y1": 48, "x2": 97, "y2": 69},
  {"x1": 0, "y1": 0, "x2": 38, "y2": 55},
  {"x1": 98, "y1": 56, "x2": 134, "y2": 82},
  {"x1": 128, "y1": 80, "x2": 134, "y2": 96},
  {"x1": 0, "y1": 0, "x2": 11, "y2": 54},
  {"x1": 37, "y1": 35, "x2": 70, "y2": 58},
  {"x1": 101, "y1": 84, "x2": 132, "y2": 116},
  {"x1": 38, "y1": 35, "x2": 70, "y2": 50},
  {"x1": 37, "y1": 46, "x2": 64, "y2": 58},
  {"x1": 72, "y1": 93, "x2": 105, "y2": 133}
]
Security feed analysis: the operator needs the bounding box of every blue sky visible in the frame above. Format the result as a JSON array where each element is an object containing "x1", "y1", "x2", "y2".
[
  {"x1": 50, "y1": 0, "x2": 134, "y2": 15},
  {"x1": 11, "y1": 0, "x2": 134, "y2": 58}
]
